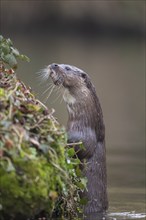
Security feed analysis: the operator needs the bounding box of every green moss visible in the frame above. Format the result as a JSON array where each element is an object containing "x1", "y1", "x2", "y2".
[
  {"x1": 0, "y1": 36, "x2": 86, "y2": 220},
  {"x1": 0, "y1": 69, "x2": 85, "y2": 220},
  {"x1": 0, "y1": 69, "x2": 66, "y2": 219}
]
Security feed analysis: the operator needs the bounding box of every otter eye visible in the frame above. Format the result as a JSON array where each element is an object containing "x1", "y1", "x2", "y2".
[
  {"x1": 65, "y1": 66, "x2": 71, "y2": 71},
  {"x1": 81, "y1": 73, "x2": 86, "y2": 79}
]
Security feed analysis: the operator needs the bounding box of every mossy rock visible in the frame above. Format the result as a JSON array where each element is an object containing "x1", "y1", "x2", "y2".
[
  {"x1": 0, "y1": 35, "x2": 86, "y2": 220},
  {"x1": 0, "y1": 67, "x2": 76, "y2": 220}
]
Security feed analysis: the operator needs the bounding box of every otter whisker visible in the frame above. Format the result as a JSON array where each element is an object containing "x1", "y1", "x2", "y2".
[
  {"x1": 52, "y1": 91, "x2": 62, "y2": 104},
  {"x1": 54, "y1": 86, "x2": 60, "y2": 93},
  {"x1": 44, "y1": 84, "x2": 55, "y2": 103},
  {"x1": 36, "y1": 72, "x2": 45, "y2": 86},
  {"x1": 60, "y1": 94, "x2": 64, "y2": 104},
  {"x1": 42, "y1": 83, "x2": 54, "y2": 95},
  {"x1": 54, "y1": 85, "x2": 64, "y2": 104},
  {"x1": 52, "y1": 85, "x2": 64, "y2": 104},
  {"x1": 54, "y1": 84, "x2": 63, "y2": 94},
  {"x1": 39, "y1": 67, "x2": 50, "y2": 80},
  {"x1": 36, "y1": 66, "x2": 50, "y2": 85}
]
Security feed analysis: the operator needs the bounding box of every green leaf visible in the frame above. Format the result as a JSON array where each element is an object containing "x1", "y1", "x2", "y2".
[
  {"x1": 76, "y1": 181, "x2": 85, "y2": 190},
  {"x1": 39, "y1": 144, "x2": 50, "y2": 154},
  {"x1": 72, "y1": 157, "x2": 80, "y2": 165},
  {"x1": 66, "y1": 163, "x2": 74, "y2": 170},
  {"x1": 11, "y1": 47, "x2": 20, "y2": 56},
  {"x1": 6, "y1": 160, "x2": 15, "y2": 172},
  {"x1": 0, "y1": 88, "x2": 5, "y2": 97},
  {"x1": 0, "y1": 35, "x2": 4, "y2": 42},
  {"x1": 19, "y1": 54, "x2": 30, "y2": 62},
  {"x1": 80, "y1": 177, "x2": 87, "y2": 188},
  {"x1": 0, "y1": 35, "x2": 30, "y2": 69},
  {"x1": 29, "y1": 147, "x2": 37, "y2": 157},
  {"x1": 4, "y1": 54, "x2": 18, "y2": 69},
  {"x1": 6, "y1": 38, "x2": 13, "y2": 46},
  {"x1": 67, "y1": 148, "x2": 75, "y2": 157},
  {"x1": 1, "y1": 44, "x2": 10, "y2": 55},
  {"x1": 47, "y1": 135, "x2": 54, "y2": 143},
  {"x1": 80, "y1": 197, "x2": 88, "y2": 205},
  {"x1": 75, "y1": 166, "x2": 82, "y2": 177}
]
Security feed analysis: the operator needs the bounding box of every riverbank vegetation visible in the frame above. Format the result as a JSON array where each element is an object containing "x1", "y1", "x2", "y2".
[{"x1": 0, "y1": 36, "x2": 86, "y2": 220}]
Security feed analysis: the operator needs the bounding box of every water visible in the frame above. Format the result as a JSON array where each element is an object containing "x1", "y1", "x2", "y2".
[
  {"x1": 83, "y1": 212, "x2": 146, "y2": 220},
  {"x1": 109, "y1": 212, "x2": 146, "y2": 220},
  {"x1": 106, "y1": 147, "x2": 145, "y2": 220},
  {"x1": 17, "y1": 35, "x2": 146, "y2": 220},
  {"x1": 74, "y1": 147, "x2": 145, "y2": 220},
  {"x1": 1, "y1": 33, "x2": 145, "y2": 220}
]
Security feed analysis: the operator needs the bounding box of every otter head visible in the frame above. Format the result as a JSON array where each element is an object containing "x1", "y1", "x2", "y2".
[
  {"x1": 44, "y1": 63, "x2": 104, "y2": 141},
  {"x1": 47, "y1": 63, "x2": 93, "y2": 104}
]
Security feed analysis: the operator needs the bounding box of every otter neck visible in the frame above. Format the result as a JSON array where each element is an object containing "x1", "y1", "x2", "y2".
[
  {"x1": 65, "y1": 97, "x2": 97, "y2": 131},
  {"x1": 63, "y1": 88, "x2": 105, "y2": 141}
]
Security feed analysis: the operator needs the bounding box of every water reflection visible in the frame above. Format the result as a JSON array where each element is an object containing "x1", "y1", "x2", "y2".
[
  {"x1": 77, "y1": 211, "x2": 146, "y2": 220},
  {"x1": 108, "y1": 212, "x2": 146, "y2": 220},
  {"x1": 51, "y1": 211, "x2": 146, "y2": 220}
]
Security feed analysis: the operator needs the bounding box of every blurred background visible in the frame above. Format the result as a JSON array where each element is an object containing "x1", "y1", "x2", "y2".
[{"x1": 1, "y1": 1, "x2": 145, "y2": 218}]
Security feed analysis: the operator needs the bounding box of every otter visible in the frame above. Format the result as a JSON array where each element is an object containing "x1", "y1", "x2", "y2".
[{"x1": 46, "y1": 63, "x2": 108, "y2": 214}]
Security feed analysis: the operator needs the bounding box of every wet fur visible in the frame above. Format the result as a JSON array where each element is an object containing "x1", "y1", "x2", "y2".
[{"x1": 47, "y1": 63, "x2": 108, "y2": 214}]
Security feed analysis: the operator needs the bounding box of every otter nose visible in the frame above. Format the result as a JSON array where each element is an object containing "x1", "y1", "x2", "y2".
[{"x1": 51, "y1": 63, "x2": 58, "y2": 69}]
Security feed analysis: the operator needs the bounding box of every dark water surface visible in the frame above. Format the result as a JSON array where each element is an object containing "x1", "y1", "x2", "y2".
[
  {"x1": 106, "y1": 147, "x2": 145, "y2": 220},
  {"x1": 7, "y1": 34, "x2": 145, "y2": 220}
]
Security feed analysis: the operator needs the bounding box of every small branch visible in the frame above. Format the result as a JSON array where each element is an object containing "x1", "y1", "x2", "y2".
[
  {"x1": 67, "y1": 141, "x2": 83, "y2": 146},
  {"x1": 36, "y1": 99, "x2": 48, "y2": 110},
  {"x1": 29, "y1": 109, "x2": 56, "y2": 129}
]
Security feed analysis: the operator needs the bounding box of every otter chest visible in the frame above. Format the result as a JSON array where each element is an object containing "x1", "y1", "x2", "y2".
[{"x1": 63, "y1": 89, "x2": 76, "y2": 104}]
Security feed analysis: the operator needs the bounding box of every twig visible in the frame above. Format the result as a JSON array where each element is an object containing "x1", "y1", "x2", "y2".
[{"x1": 67, "y1": 141, "x2": 83, "y2": 146}]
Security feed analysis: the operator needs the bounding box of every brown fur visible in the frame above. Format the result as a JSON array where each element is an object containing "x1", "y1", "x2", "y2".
[{"x1": 48, "y1": 63, "x2": 108, "y2": 214}]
